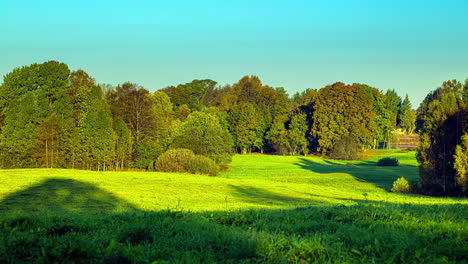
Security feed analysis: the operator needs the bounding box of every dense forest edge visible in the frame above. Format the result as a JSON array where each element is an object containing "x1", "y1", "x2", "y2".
[{"x1": 0, "y1": 61, "x2": 467, "y2": 196}]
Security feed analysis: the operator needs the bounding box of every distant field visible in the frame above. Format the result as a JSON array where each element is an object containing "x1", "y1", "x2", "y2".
[{"x1": 0, "y1": 150, "x2": 467, "y2": 263}]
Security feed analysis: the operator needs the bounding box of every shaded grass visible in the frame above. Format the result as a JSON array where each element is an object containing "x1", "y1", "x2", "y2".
[
  {"x1": 0, "y1": 203, "x2": 466, "y2": 263},
  {"x1": 0, "y1": 150, "x2": 467, "y2": 263}
]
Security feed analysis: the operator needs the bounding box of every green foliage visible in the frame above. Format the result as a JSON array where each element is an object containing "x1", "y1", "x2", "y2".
[
  {"x1": 162, "y1": 79, "x2": 217, "y2": 111},
  {"x1": 151, "y1": 91, "x2": 175, "y2": 145},
  {"x1": 113, "y1": 119, "x2": 133, "y2": 169},
  {"x1": 363, "y1": 85, "x2": 393, "y2": 149},
  {"x1": 0, "y1": 90, "x2": 48, "y2": 168},
  {"x1": 398, "y1": 94, "x2": 412, "y2": 127},
  {"x1": 329, "y1": 136, "x2": 359, "y2": 160},
  {"x1": 133, "y1": 141, "x2": 165, "y2": 170},
  {"x1": 68, "y1": 70, "x2": 94, "y2": 121},
  {"x1": 81, "y1": 85, "x2": 115, "y2": 171},
  {"x1": 131, "y1": 91, "x2": 177, "y2": 170},
  {"x1": 271, "y1": 129, "x2": 290, "y2": 155},
  {"x1": 106, "y1": 82, "x2": 154, "y2": 146},
  {"x1": 155, "y1": 148, "x2": 195, "y2": 173},
  {"x1": 34, "y1": 113, "x2": 60, "y2": 168},
  {"x1": 287, "y1": 113, "x2": 309, "y2": 155},
  {"x1": 0, "y1": 61, "x2": 70, "y2": 168},
  {"x1": 201, "y1": 106, "x2": 230, "y2": 130},
  {"x1": 398, "y1": 94, "x2": 416, "y2": 134},
  {"x1": 416, "y1": 80, "x2": 467, "y2": 195},
  {"x1": 186, "y1": 155, "x2": 220, "y2": 176},
  {"x1": 377, "y1": 157, "x2": 399, "y2": 166},
  {"x1": 272, "y1": 113, "x2": 309, "y2": 155},
  {"x1": 221, "y1": 76, "x2": 290, "y2": 153},
  {"x1": 175, "y1": 104, "x2": 191, "y2": 121},
  {"x1": 311, "y1": 83, "x2": 377, "y2": 153},
  {"x1": 50, "y1": 90, "x2": 78, "y2": 168},
  {"x1": 229, "y1": 103, "x2": 263, "y2": 153},
  {"x1": 385, "y1": 89, "x2": 402, "y2": 118},
  {"x1": 391, "y1": 177, "x2": 411, "y2": 193},
  {"x1": 172, "y1": 111, "x2": 233, "y2": 168},
  {"x1": 454, "y1": 134, "x2": 468, "y2": 193},
  {"x1": 400, "y1": 109, "x2": 416, "y2": 134}
]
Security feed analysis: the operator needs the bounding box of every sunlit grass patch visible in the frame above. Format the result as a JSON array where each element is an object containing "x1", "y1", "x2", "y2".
[{"x1": 0, "y1": 150, "x2": 466, "y2": 263}]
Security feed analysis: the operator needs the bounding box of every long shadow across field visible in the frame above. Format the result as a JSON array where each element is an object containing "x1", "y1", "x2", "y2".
[
  {"x1": 295, "y1": 158, "x2": 419, "y2": 191},
  {"x1": 0, "y1": 178, "x2": 137, "y2": 215},
  {"x1": 0, "y1": 178, "x2": 466, "y2": 263},
  {"x1": 228, "y1": 185, "x2": 318, "y2": 206}
]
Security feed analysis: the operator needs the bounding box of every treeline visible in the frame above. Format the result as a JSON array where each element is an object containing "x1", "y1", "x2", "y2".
[
  {"x1": 0, "y1": 61, "x2": 419, "y2": 172},
  {"x1": 1, "y1": 61, "x2": 467, "y2": 195}
]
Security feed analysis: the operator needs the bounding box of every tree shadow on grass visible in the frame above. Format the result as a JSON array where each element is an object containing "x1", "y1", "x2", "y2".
[
  {"x1": 0, "y1": 178, "x2": 260, "y2": 263},
  {"x1": 228, "y1": 185, "x2": 320, "y2": 206},
  {"x1": 0, "y1": 178, "x2": 137, "y2": 215},
  {"x1": 0, "y1": 177, "x2": 466, "y2": 263},
  {"x1": 295, "y1": 158, "x2": 419, "y2": 191}
]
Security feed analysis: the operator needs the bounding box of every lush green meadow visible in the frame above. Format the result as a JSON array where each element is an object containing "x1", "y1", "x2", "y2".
[{"x1": 0, "y1": 151, "x2": 467, "y2": 263}]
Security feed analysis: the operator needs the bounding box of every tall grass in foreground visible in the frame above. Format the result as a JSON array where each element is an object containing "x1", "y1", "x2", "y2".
[
  {"x1": 0, "y1": 150, "x2": 466, "y2": 263},
  {"x1": 1, "y1": 203, "x2": 466, "y2": 263}
]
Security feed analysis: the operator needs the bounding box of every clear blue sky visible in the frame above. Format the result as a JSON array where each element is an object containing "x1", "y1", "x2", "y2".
[{"x1": 1, "y1": 0, "x2": 467, "y2": 107}]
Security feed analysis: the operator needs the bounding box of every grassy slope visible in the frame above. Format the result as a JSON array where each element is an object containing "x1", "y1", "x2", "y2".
[
  {"x1": 0, "y1": 150, "x2": 467, "y2": 263},
  {"x1": 0, "y1": 151, "x2": 465, "y2": 214}
]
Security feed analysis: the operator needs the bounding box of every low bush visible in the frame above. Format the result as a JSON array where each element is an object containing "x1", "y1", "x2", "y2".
[
  {"x1": 377, "y1": 157, "x2": 399, "y2": 166},
  {"x1": 155, "y1": 149, "x2": 195, "y2": 173},
  {"x1": 391, "y1": 177, "x2": 411, "y2": 193},
  {"x1": 187, "y1": 155, "x2": 220, "y2": 176}
]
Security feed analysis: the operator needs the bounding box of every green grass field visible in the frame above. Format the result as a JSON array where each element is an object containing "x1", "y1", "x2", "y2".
[{"x1": 0, "y1": 150, "x2": 467, "y2": 263}]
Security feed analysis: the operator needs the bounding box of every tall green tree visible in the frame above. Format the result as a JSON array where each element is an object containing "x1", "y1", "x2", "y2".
[
  {"x1": 66, "y1": 70, "x2": 96, "y2": 168},
  {"x1": 81, "y1": 85, "x2": 115, "y2": 171},
  {"x1": 220, "y1": 76, "x2": 289, "y2": 153},
  {"x1": 0, "y1": 89, "x2": 49, "y2": 167},
  {"x1": 398, "y1": 94, "x2": 412, "y2": 127},
  {"x1": 416, "y1": 80, "x2": 467, "y2": 195},
  {"x1": 311, "y1": 82, "x2": 376, "y2": 154},
  {"x1": 113, "y1": 119, "x2": 133, "y2": 170},
  {"x1": 171, "y1": 111, "x2": 233, "y2": 168},
  {"x1": 291, "y1": 89, "x2": 319, "y2": 151},
  {"x1": 454, "y1": 133, "x2": 468, "y2": 193},
  {"x1": 133, "y1": 91, "x2": 177, "y2": 169},
  {"x1": 362, "y1": 85, "x2": 393, "y2": 148},
  {"x1": 400, "y1": 110, "x2": 416, "y2": 134},
  {"x1": 36, "y1": 90, "x2": 76, "y2": 169},
  {"x1": 385, "y1": 89, "x2": 401, "y2": 129},
  {"x1": 107, "y1": 82, "x2": 154, "y2": 146},
  {"x1": 34, "y1": 113, "x2": 60, "y2": 168},
  {"x1": 287, "y1": 113, "x2": 309, "y2": 155},
  {"x1": 228, "y1": 103, "x2": 263, "y2": 153},
  {"x1": 0, "y1": 61, "x2": 70, "y2": 168},
  {"x1": 68, "y1": 70, "x2": 95, "y2": 124},
  {"x1": 151, "y1": 91, "x2": 176, "y2": 146}
]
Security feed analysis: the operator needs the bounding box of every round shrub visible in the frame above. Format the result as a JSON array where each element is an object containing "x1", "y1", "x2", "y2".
[
  {"x1": 186, "y1": 155, "x2": 220, "y2": 176},
  {"x1": 377, "y1": 157, "x2": 399, "y2": 166},
  {"x1": 155, "y1": 148, "x2": 194, "y2": 173},
  {"x1": 391, "y1": 177, "x2": 411, "y2": 193}
]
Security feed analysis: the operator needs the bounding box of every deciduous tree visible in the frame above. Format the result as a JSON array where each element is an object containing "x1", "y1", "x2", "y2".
[
  {"x1": 417, "y1": 80, "x2": 467, "y2": 195},
  {"x1": 172, "y1": 111, "x2": 233, "y2": 168},
  {"x1": 107, "y1": 82, "x2": 154, "y2": 145}
]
